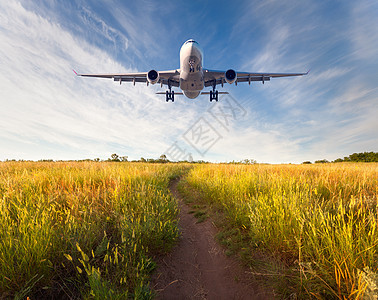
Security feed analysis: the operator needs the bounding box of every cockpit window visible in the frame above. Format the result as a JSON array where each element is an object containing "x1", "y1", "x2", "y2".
[{"x1": 185, "y1": 39, "x2": 198, "y2": 45}]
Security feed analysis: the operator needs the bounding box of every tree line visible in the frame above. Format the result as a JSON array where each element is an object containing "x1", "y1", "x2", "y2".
[
  {"x1": 3, "y1": 152, "x2": 377, "y2": 164},
  {"x1": 333, "y1": 151, "x2": 378, "y2": 162},
  {"x1": 303, "y1": 152, "x2": 378, "y2": 164}
]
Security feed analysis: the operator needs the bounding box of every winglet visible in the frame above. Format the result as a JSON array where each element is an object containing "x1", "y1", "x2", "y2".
[
  {"x1": 306, "y1": 69, "x2": 311, "y2": 75},
  {"x1": 72, "y1": 69, "x2": 79, "y2": 76}
]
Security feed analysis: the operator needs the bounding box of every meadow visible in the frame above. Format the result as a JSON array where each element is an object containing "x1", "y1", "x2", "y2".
[
  {"x1": 182, "y1": 163, "x2": 378, "y2": 298},
  {"x1": 1, "y1": 161, "x2": 377, "y2": 299},
  {"x1": 0, "y1": 161, "x2": 189, "y2": 299}
]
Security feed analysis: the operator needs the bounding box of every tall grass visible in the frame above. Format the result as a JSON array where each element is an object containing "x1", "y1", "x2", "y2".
[
  {"x1": 184, "y1": 163, "x2": 378, "y2": 298},
  {"x1": 0, "y1": 161, "x2": 189, "y2": 299}
]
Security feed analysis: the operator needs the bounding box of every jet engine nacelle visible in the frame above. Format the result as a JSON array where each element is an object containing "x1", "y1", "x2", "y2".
[
  {"x1": 225, "y1": 69, "x2": 237, "y2": 84},
  {"x1": 147, "y1": 70, "x2": 159, "y2": 85}
]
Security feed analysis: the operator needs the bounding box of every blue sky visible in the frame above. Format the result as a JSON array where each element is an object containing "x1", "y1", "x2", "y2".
[{"x1": 0, "y1": 0, "x2": 377, "y2": 163}]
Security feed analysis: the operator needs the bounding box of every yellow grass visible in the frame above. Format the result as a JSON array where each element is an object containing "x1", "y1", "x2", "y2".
[
  {"x1": 0, "y1": 161, "x2": 189, "y2": 299},
  {"x1": 184, "y1": 163, "x2": 378, "y2": 298},
  {"x1": 2, "y1": 161, "x2": 377, "y2": 298}
]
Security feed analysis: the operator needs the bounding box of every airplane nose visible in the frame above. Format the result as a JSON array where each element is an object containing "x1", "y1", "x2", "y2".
[{"x1": 187, "y1": 43, "x2": 195, "y2": 53}]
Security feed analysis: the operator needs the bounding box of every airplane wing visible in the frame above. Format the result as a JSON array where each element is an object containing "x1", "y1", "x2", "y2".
[
  {"x1": 73, "y1": 69, "x2": 181, "y2": 87},
  {"x1": 203, "y1": 69, "x2": 309, "y2": 87}
]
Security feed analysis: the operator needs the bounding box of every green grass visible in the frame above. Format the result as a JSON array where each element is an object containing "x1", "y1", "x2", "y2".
[
  {"x1": 2, "y1": 161, "x2": 377, "y2": 299},
  {"x1": 0, "y1": 161, "x2": 190, "y2": 299},
  {"x1": 188, "y1": 204, "x2": 208, "y2": 223},
  {"x1": 183, "y1": 163, "x2": 378, "y2": 299}
]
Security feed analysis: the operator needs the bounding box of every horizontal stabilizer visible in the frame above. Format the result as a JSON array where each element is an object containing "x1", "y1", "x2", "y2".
[
  {"x1": 200, "y1": 91, "x2": 229, "y2": 95},
  {"x1": 156, "y1": 92, "x2": 184, "y2": 95}
]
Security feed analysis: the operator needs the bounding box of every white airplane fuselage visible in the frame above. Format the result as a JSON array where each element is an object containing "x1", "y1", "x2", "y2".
[{"x1": 179, "y1": 40, "x2": 204, "y2": 99}]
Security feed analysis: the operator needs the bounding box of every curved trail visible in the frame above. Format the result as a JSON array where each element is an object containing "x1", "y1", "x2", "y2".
[{"x1": 151, "y1": 178, "x2": 273, "y2": 299}]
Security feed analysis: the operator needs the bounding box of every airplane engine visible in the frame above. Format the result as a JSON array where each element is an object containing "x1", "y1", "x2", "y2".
[
  {"x1": 225, "y1": 69, "x2": 237, "y2": 84},
  {"x1": 147, "y1": 70, "x2": 159, "y2": 84}
]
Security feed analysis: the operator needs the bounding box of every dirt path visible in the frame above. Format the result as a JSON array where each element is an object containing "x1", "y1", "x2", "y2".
[{"x1": 151, "y1": 178, "x2": 273, "y2": 299}]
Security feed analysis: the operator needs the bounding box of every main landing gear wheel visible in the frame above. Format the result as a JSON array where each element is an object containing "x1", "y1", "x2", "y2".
[
  {"x1": 210, "y1": 90, "x2": 218, "y2": 102},
  {"x1": 166, "y1": 90, "x2": 174, "y2": 102}
]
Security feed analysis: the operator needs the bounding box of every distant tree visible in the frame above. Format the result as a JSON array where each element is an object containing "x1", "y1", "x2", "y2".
[
  {"x1": 332, "y1": 152, "x2": 378, "y2": 163},
  {"x1": 196, "y1": 160, "x2": 207, "y2": 164},
  {"x1": 94, "y1": 158, "x2": 100, "y2": 162},
  {"x1": 349, "y1": 152, "x2": 378, "y2": 162},
  {"x1": 120, "y1": 156, "x2": 128, "y2": 162},
  {"x1": 158, "y1": 154, "x2": 169, "y2": 163},
  {"x1": 302, "y1": 161, "x2": 312, "y2": 164},
  {"x1": 315, "y1": 159, "x2": 329, "y2": 164},
  {"x1": 140, "y1": 157, "x2": 146, "y2": 162},
  {"x1": 241, "y1": 159, "x2": 257, "y2": 164},
  {"x1": 110, "y1": 153, "x2": 120, "y2": 161}
]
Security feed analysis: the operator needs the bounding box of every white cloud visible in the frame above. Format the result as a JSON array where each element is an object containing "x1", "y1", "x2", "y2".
[
  {"x1": 350, "y1": 1, "x2": 378, "y2": 61},
  {"x1": 212, "y1": 126, "x2": 302, "y2": 164},
  {"x1": 0, "y1": 1, "x2": 199, "y2": 160},
  {"x1": 224, "y1": 0, "x2": 378, "y2": 163},
  {"x1": 80, "y1": 6, "x2": 130, "y2": 52},
  {"x1": 0, "y1": 1, "x2": 377, "y2": 163},
  {"x1": 330, "y1": 83, "x2": 377, "y2": 107},
  {"x1": 306, "y1": 67, "x2": 350, "y2": 84}
]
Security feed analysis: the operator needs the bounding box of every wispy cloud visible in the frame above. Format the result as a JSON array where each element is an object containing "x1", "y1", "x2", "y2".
[
  {"x1": 0, "y1": 1, "x2": 377, "y2": 162},
  {"x1": 349, "y1": 1, "x2": 378, "y2": 61},
  {"x1": 80, "y1": 6, "x2": 130, "y2": 53},
  {"x1": 0, "y1": 1, "x2": 199, "y2": 160},
  {"x1": 218, "y1": 0, "x2": 378, "y2": 162}
]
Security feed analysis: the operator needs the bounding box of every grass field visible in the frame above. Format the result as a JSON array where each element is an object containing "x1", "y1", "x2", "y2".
[
  {"x1": 1, "y1": 161, "x2": 377, "y2": 299},
  {"x1": 182, "y1": 163, "x2": 378, "y2": 298},
  {"x1": 0, "y1": 161, "x2": 189, "y2": 299}
]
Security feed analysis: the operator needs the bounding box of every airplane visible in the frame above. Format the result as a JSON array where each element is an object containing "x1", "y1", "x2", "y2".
[{"x1": 74, "y1": 39, "x2": 308, "y2": 102}]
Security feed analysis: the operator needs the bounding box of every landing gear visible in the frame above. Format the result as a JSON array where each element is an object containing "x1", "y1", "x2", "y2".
[
  {"x1": 210, "y1": 90, "x2": 218, "y2": 102},
  {"x1": 210, "y1": 81, "x2": 218, "y2": 102},
  {"x1": 165, "y1": 90, "x2": 174, "y2": 102},
  {"x1": 166, "y1": 83, "x2": 174, "y2": 102}
]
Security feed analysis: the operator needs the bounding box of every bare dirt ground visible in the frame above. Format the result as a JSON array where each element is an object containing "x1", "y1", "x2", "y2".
[{"x1": 150, "y1": 178, "x2": 274, "y2": 299}]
